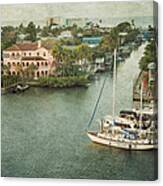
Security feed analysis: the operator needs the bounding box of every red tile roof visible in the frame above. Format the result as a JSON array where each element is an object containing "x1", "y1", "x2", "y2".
[{"x1": 5, "y1": 42, "x2": 39, "y2": 51}]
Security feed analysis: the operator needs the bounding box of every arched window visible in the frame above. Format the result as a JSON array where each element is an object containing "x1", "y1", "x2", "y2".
[
  {"x1": 37, "y1": 52, "x2": 39, "y2": 56},
  {"x1": 41, "y1": 71, "x2": 44, "y2": 76},
  {"x1": 17, "y1": 62, "x2": 20, "y2": 65},
  {"x1": 37, "y1": 71, "x2": 40, "y2": 77},
  {"x1": 16, "y1": 53, "x2": 20, "y2": 56},
  {"x1": 12, "y1": 71, "x2": 16, "y2": 75},
  {"x1": 13, "y1": 62, "x2": 15, "y2": 66},
  {"x1": 17, "y1": 72, "x2": 20, "y2": 76},
  {"x1": 26, "y1": 62, "x2": 29, "y2": 66},
  {"x1": 29, "y1": 53, "x2": 31, "y2": 56},
  {"x1": 9, "y1": 71, "x2": 11, "y2": 75},
  {"x1": 43, "y1": 52, "x2": 46, "y2": 56},
  {"x1": 37, "y1": 62, "x2": 40, "y2": 67},
  {"x1": 7, "y1": 62, "x2": 10, "y2": 66},
  {"x1": 45, "y1": 71, "x2": 48, "y2": 76},
  {"x1": 45, "y1": 62, "x2": 48, "y2": 66},
  {"x1": 24, "y1": 52, "x2": 26, "y2": 56},
  {"x1": 22, "y1": 62, "x2": 25, "y2": 67},
  {"x1": 41, "y1": 62, "x2": 44, "y2": 66},
  {"x1": 12, "y1": 53, "x2": 15, "y2": 57}
]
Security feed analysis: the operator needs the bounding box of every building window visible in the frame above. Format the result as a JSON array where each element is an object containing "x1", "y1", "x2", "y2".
[
  {"x1": 45, "y1": 71, "x2": 48, "y2": 76},
  {"x1": 16, "y1": 53, "x2": 20, "y2": 57},
  {"x1": 26, "y1": 62, "x2": 29, "y2": 66},
  {"x1": 24, "y1": 52, "x2": 26, "y2": 56},
  {"x1": 37, "y1": 62, "x2": 40, "y2": 67},
  {"x1": 7, "y1": 62, "x2": 10, "y2": 66},
  {"x1": 22, "y1": 62, "x2": 25, "y2": 67},
  {"x1": 9, "y1": 71, "x2": 11, "y2": 75},
  {"x1": 41, "y1": 62, "x2": 44, "y2": 66},
  {"x1": 17, "y1": 72, "x2": 20, "y2": 76},
  {"x1": 45, "y1": 62, "x2": 48, "y2": 66},
  {"x1": 12, "y1": 71, "x2": 16, "y2": 76},
  {"x1": 37, "y1": 52, "x2": 39, "y2": 56},
  {"x1": 17, "y1": 62, "x2": 20, "y2": 65},
  {"x1": 29, "y1": 53, "x2": 31, "y2": 56},
  {"x1": 37, "y1": 71, "x2": 40, "y2": 77},
  {"x1": 41, "y1": 71, "x2": 44, "y2": 76},
  {"x1": 12, "y1": 53, "x2": 15, "y2": 57},
  {"x1": 13, "y1": 62, "x2": 15, "y2": 66},
  {"x1": 43, "y1": 52, "x2": 46, "y2": 56}
]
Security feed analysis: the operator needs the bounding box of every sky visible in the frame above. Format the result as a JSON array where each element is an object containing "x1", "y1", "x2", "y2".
[{"x1": 0, "y1": 1, "x2": 154, "y2": 23}]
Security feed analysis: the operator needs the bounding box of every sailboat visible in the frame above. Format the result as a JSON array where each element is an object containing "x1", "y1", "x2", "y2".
[{"x1": 87, "y1": 48, "x2": 157, "y2": 150}]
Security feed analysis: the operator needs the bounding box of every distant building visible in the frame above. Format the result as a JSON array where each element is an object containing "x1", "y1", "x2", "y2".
[
  {"x1": 58, "y1": 30, "x2": 73, "y2": 39},
  {"x1": 65, "y1": 18, "x2": 87, "y2": 27},
  {"x1": 82, "y1": 37, "x2": 102, "y2": 48},
  {"x1": 46, "y1": 17, "x2": 65, "y2": 27},
  {"x1": 3, "y1": 41, "x2": 55, "y2": 78}
]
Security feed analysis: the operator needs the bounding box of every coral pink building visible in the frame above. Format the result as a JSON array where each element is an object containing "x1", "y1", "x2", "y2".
[{"x1": 3, "y1": 41, "x2": 55, "y2": 78}]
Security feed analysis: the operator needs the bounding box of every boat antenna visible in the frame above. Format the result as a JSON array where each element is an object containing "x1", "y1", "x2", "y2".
[
  {"x1": 112, "y1": 48, "x2": 117, "y2": 124},
  {"x1": 86, "y1": 75, "x2": 107, "y2": 131}
]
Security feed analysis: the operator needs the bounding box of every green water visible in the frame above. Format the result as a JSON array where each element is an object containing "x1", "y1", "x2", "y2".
[{"x1": 1, "y1": 44, "x2": 157, "y2": 180}]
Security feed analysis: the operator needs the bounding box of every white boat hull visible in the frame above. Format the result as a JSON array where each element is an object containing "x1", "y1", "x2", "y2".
[{"x1": 87, "y1": 131, "x2": 157, "y2": 150}]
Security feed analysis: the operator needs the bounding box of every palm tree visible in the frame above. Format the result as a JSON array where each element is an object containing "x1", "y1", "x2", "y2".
[
  {"x1": 15, "y1": 63, "x2": 23, "y2": 77},
  {"x1": 52, "y1": 42, "x2": 65, "y2": 76},
  {"x1": 1, "y1": 63, "x2": 10, "y2": 76},
  {"x1": 26, "y1": 63, "x2": 38, "y2": 80},
  {"x1": 78, "y1": 44, "x2": 92, "y2": 70},
  {"x1": 52, "y1": 42, "x2": 63, "y2": 63},
  {"x1": 131, "y1": 19, "x2": 135, "y2": 29},
  {"x1": 1, "y1": 64, "x2": 11, "y2": 88}
]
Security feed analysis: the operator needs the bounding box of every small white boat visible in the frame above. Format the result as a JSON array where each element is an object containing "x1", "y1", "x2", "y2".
[
  {"x1": 12, "y1": 84, "x2": 30, "y2": 93},
  {"x1": 16, "y1": 84, "x2": 29, "y2": 91}
]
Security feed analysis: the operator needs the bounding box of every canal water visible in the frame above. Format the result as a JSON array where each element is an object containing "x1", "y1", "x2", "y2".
[{"x1": 1, "y1": 43, "x2": 157, "y2": 180}]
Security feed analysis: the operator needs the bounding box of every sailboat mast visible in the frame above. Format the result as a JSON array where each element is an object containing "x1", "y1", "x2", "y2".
[
  {"x1": 112, "y1": 48, "x2": 117, "y2": 119},
  {"x1": 139, "y1": 81, "x2": 143, "y2": 126}
]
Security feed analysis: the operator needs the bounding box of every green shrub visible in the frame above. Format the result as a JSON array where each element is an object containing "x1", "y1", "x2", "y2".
[{"x1": 38, "y1": 76, "x2": 90, "y2": 88}]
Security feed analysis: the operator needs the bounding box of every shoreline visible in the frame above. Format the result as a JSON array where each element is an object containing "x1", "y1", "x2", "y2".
[{"x1": 1, "y1": 75, "x2": 91, "y2": 94}]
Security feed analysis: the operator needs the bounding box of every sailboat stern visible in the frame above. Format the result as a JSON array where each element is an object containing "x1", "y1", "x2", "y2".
[{"x1": 87, "y1": 131, "x2": 110, "y2": 146}]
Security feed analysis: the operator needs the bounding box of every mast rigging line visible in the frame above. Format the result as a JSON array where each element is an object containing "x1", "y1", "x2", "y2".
[{"x1": 86, "y1": 74, "x2": 108, "y2": 131}]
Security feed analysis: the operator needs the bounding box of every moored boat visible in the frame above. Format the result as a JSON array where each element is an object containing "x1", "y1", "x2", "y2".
[
  {"x1": 87, "y1": 131, "x2": 157, "y2": 150},
  {"x1": 86, "y1": 46, "x2": 157, "y2": 151}
]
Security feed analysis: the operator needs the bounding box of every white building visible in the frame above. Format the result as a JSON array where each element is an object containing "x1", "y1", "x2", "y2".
[{"x1": 3, "y1": 41, "x2": 55, "y2": 78}]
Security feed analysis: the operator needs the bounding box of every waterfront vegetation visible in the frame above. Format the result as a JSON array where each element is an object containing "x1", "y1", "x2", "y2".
[
  {"x1": 38, "y1": 75, "x2": 90, "y2": 88},
  {"x1": 139, "y1": 40, "x2": 157, "y2": 71},
  {"x1": 1, "y1": 75, "x2": 21, "y2": 88}
]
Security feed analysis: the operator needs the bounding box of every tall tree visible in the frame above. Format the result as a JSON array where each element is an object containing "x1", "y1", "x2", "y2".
[
  {"x1": 25, "y1": 21, "x2": 37, "y2": 42},
  {"x1": 1, "y1": 26, "x2": 17, "y2": 57}
]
